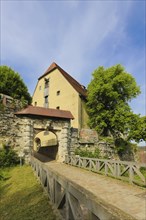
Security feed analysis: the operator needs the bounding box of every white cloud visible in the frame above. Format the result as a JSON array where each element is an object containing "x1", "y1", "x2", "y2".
[
  {"x1": 1, "y1": 1, "x2": 130, "y2": 72},
  {"x1": 1, "y1": 0, "x2": 145, "y2": 116}
]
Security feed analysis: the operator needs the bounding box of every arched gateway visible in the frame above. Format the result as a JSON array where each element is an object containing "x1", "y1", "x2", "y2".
[{"x1": 15, "y1": 105, "x2": 74, "y2": 162}]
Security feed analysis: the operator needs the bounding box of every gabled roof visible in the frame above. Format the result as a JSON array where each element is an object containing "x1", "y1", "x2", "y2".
[
  {"x1": 38, "y1": 62, "x2": 87, "y2": 98},
  {"x1": 15, "y1": 105, "x2": 74, "y2": 119}
]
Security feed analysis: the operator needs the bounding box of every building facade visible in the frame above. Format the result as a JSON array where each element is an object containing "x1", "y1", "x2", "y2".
[{"x1": 32, "y1": 62, "x2": 88, "y2": 129}]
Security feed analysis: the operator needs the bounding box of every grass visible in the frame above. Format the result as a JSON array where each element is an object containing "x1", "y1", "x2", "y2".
[{"x1": 0, "y1": 165, "x2": 58, "y2": 220}]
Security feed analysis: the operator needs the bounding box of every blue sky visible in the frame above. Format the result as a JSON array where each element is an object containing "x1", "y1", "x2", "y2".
[{"x1": 1, "y1": 0, "x2": 145, "y2": 118}]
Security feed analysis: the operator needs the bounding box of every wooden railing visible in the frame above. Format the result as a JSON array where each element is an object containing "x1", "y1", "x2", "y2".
[
  {"x1": 64, "y1": 155, "x2": 146, "y2": 186},
  {"x1": 31, "y1": 156, "x2": 132, "y2": 220}
]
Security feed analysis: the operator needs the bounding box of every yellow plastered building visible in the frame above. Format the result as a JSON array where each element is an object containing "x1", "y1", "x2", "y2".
[{"x1": 32, "y1": 62, "x2": 88, "y2": 129}]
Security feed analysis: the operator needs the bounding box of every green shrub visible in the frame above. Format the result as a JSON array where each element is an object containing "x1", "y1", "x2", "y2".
[
  {"x1": 75, "y1": 148, "x2": 101, "y2": 158},
  {"x1": 0, "y1": 144, "x2": 19, "y2": 167},
  {"x1": 0, "y1": 168, "x2": 10, "y2": 180},
  {"x1": 114, "y1": 138, "x2": 137, "y2": 161},
  {"x1": 99, "y1": 136, "x2": 114, "y2": 145}
]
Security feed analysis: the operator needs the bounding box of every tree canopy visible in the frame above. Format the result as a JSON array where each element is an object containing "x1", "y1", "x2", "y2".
[
  {"x1": 128, "y1": 115, "x2": 146, "y2": 142},
  {"x1": 0, "y1": 66, "x2": 32, "y2": 104},
  {"x1": 86, "y1": 64, "x2": 144, "y2": 141}
]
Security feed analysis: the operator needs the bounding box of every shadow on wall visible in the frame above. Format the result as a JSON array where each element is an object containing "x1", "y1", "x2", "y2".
[{"x1": 38, "y1": 146, "x2": 58, "y2": 160}]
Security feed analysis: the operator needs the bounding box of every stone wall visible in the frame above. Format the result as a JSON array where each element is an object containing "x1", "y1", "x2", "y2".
[
  {"x1": 71, "y1": 129, "x2": 137, "y2": 161},
  {"x1": 71, "y1": 129, "x2": 117, "y2": 159},
  {"x1": 69, "y1": 128, "x2": 78, "y2": 153},
  {"x1": 0, "y1": 106, "x2": 33, "y2": 162},
  {"x1": 0, "y1": 102, "x2": 72, "y2": 162},
  {"x1": 79, "y1": 129, "x2": 99, "y2": 144},
  {"x1": 0, "y1": 94, "x2": 138, "y2": 162},
  {"x1": 137, "y1": 147, "x2": 146, "y2": 163},
  {"x1": 0, "y1": 94, "x2": 115, "y2": 162},
  {"x1": 0, "y1": 94, "x2": 30, "y2": 158}
]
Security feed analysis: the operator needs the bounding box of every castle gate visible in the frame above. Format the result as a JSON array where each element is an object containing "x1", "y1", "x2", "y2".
[{"x1": 14, "y1": 106, "x2": 74, "y2": 162}]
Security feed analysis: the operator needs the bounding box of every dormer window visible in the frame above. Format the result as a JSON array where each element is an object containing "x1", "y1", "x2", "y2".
[
  {"x1": 57, "y1": 90, "x2": 60, "y2": 96},
  {"x1": 44, "y1": 78, "x2": 49, "y2": 88}
]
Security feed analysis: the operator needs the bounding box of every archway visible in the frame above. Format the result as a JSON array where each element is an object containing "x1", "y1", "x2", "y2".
[{"x1": 34, "y1": 130, "x2": 58, "y2": 160}]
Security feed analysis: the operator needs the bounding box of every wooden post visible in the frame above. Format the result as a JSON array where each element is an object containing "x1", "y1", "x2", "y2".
[
  {"x1": 129, "y1": 164, "x2": 134, "y2": 184},
  {"x1": 105, "y1": 161, "x2": 108, "y2": 175}
]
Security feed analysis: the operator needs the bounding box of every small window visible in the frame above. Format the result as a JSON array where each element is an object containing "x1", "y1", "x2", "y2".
[
  {"x1": 39, "y1": 86, "x2": 41, "y2": 90},
  {"x1": 34, "y1": 102, "x2": 37, "y2": 106},
  {"x1": 44, "y1": 96, "x2": 48, "y2": 103},
  {"x1": 57, "y1": 90, "x2": 60, "y2": 96},
  {"x1": 44, "y1": 78, "x2": 49, "y2": 88},
  {"x1": 56, "y1": 106, "x2": 60, "y2": 110}
]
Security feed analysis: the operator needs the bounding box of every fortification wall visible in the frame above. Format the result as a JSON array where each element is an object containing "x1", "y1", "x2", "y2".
[
  {"x1": 0, "y1": 105, "x2": 33, "y2": 162},
  {"x1": 0, "y1": 94, "x2": 72, "y2": 162}
]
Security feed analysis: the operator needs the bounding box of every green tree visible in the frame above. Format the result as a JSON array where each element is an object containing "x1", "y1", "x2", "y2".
[
  {"x1": 0, "y1": 66, "x2": 32, "y2": 104},
  {"x1": 86, "y1": 64, "x2": 141, "y2": 139},
  {"x1": 128, "y1": 115, "x2": 146, "y2": 142}
]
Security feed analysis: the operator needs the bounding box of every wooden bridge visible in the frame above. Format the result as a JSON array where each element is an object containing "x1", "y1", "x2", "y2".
[
  {"x1": 31, "y1": 155, "x2": 146, "y2": 220},
  {"x1": 65, "y1": 155, "x2": 146, "y2": 186}
]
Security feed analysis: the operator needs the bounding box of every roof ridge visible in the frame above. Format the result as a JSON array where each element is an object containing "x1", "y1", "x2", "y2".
[
  {"x1": 15, "y1": 105, "x2": 74, "y2": 119},
  {"x1": 38, "y1": 62, "x2": 87, "y2": 97},
  {"x1": 42, "y1": 62, "x2": 57, "y2": 76},
  {"x1": 56, "y1": 64, "x2": 83, "y2": 87}
]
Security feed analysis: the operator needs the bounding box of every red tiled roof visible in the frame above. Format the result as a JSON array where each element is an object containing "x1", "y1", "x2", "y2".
[
  {"x1": 15, "y1": 105, "x2": 74, "y2": 119},
  {"x1": 38, "y1": 62, "x2": 87, "y2": 98}
]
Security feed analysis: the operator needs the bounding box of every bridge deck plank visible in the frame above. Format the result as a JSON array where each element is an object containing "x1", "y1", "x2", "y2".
[{"x1": 44, "y1": 160, "x2": 145, "y2": 220}]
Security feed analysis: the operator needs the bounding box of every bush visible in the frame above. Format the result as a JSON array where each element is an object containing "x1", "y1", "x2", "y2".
[
  {"x1": 75, "y1": 148, "x2": 101, "y2": 158},
  {"x1": 0, "y1": 168, "x2": 10, "y2": 180},
  {"x1": 114, "y1": 138, "x2": 137, "y2": 161},
  {"x1": 0, "y1": 144, "x2": 19, "y2": 167}
]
